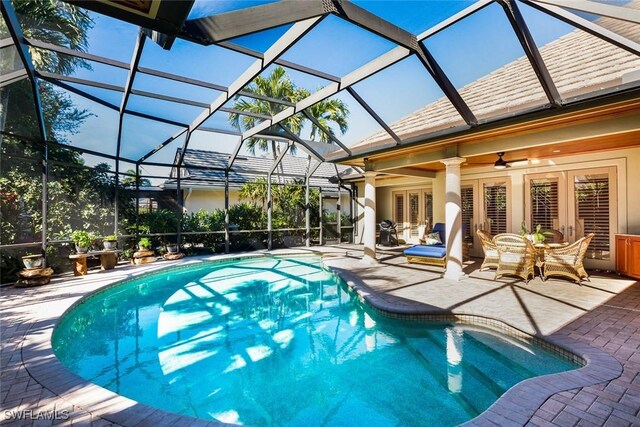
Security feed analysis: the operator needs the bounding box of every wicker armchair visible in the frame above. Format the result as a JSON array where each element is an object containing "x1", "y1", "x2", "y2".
[
  {"x1": 543, "y1": 229, "x2": 564, "y2": 244},
  {"x1": 477, "y1": 229, "x2": 499, "y2": 271},
  {"x1": 543, "y1": 233, "x2": 595, "y2": 284},
  {"x1": 494, "y1": 233, "x2": 536, "y2": 284}
]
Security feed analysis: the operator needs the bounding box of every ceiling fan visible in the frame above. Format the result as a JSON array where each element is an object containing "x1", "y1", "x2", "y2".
[{"x1": 465, "y1": 152, "x2": 529, "y2": 169}]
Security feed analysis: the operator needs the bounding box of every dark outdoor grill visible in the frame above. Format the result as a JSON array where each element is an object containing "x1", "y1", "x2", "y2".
[{"x1": 379, "y1": 220, "x2": 398, "y2": 247}]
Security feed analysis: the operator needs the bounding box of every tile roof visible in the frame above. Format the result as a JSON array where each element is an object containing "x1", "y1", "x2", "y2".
[
  {"x1": 163, "y1": 148, "x2": 356, "y2": 189},
  {"x1": 345, "y1": 11, "x2": 640, "y2": 153}
]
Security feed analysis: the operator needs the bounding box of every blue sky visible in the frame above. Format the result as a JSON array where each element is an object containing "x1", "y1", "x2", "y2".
[{"x1": 32, "y1": 0, "x2": 584, "y2": 175}]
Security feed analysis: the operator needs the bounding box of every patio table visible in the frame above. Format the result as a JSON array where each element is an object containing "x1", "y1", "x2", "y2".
[{"x1": 69, "y1": 250, "x2": 121, "y2": 276}]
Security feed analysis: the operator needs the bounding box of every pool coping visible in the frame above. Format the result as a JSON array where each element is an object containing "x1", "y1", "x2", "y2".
[{"x1": 20, "y1": 251, "x2": 623, "y2": 426}]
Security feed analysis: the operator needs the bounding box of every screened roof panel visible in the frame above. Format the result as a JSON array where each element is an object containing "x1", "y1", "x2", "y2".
[
  {"x1": 201, "y1": 112, "x2": 243, "y2": 134},
  {"x1": 190, "y1": 130, "x2": 241, "y2": 154},
  {"x1": 16, "y1": 9, "x2": 138, "y2": 63},
  {"x1": 423, "y1": 2, "x2": 549, "y2": 121},
  {"x1": 351, "y1": 0, "x2": 478, "y2": 34},
  {"x1": 324, "y1": 91, "x2": 393, "y2": 148},
  {"x1": 64, "y1": 82, "x2": 123, "y2": 106},
  {"x1": 132, "y1": 73, "x2": 223, "y2": 105},
  {"x1": 279, "y1": 14, "x2": 397, "y2": 77},
  {"x1": 126, "y1": 94, "x2": 204, "y2": 125},
  {"x1": 47, "y1": 86, "x2": 119, "y2": 154},
  {"x1": 120, "y1": 114, "x2": 184, "y2": 160},
  {"x1": 256, "y1": 63, "x2": 333, "y2": 93},
  {"x1": 555, "y1": 0, "x2": 640, "y2": 45},
  {"x1": 30, "y1": 50, "x2": 130, "y2": 87},
  {"x1": 351, "y1": 56, "x2": 449, "y2": 130},
  {"x1": 521, "y1": 2, "x2": 640, "y2": 102},
  {"x1": 142, "y1": 132, "x2": 187, "y2": 165},
  {"x1": 138, "y1": 37, "x2": 256, "y2": 87}
]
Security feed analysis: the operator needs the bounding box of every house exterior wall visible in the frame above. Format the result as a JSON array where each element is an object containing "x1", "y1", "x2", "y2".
[
  {"x1": 183, "y1": 189, "x2": 241, "y2": 213},
  {"x1": 352, "y1": 146, "x2": 640, "y2": 268}
]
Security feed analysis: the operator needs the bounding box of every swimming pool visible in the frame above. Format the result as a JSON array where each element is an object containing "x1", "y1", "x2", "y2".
[{"x1": 53, "y1": 256, "x2": 578, "y2": 426}]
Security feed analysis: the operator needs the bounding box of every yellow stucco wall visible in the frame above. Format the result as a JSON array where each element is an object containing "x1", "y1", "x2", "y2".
[{"x1": 183, "y1": 189, "x2": 241, "y2": 213}]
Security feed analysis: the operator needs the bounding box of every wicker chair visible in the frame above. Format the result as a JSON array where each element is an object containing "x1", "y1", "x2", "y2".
[
  {"x1": 477, "y1": 229, "x2": 499, "y2": 271},
  {"x1": 494, "y1": 233, "x2": 536, "y2": 284},
  {"x1": 543, "y1": 229, "x2": 564, "y2": 244},
  {"x1": 543, "y1": 233, "x2": 595, "y2": 284}
]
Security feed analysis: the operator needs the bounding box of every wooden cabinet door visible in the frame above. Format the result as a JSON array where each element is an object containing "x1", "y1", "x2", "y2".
[
  {"x1": 629, "y1": 238, "x2": 640, "y2": 279},
  {"x1": 616, "y1": 236, "x2": 628, "y2": 275}
]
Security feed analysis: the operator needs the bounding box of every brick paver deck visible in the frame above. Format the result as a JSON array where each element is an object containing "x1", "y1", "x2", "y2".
[{"x1": 1, "y1": 246, "x2": 639, "y2": 426}]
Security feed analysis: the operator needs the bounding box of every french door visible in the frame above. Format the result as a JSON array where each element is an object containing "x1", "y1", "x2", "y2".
[
  {"x1": 525, "y1": 167, "x2": 617, "y2": 269},
  {"x1": 462, "y1": 179, "x2": 511, "y2": 257},
  {"x1": 392, "y1": 189, "x2": 433, "y2": 243}
]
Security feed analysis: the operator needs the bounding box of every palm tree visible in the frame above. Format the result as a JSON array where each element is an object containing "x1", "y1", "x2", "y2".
[
  {"x1": 296, "y1": 88, "x2": 349, "y2": 143},
  {"x1": 0, "y1": 0, "x2": 93, "y2": 136},
  {"x1": 229, "y1": 66, "x2": 349, "y2": 179}
]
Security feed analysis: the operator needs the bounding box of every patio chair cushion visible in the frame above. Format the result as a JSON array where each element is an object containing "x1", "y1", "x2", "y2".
[{"x1": 404, "y1": 244, "x2": 447, "y2": 259}]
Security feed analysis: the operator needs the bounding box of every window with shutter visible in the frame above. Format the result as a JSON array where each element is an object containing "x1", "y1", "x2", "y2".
[
  {"x1": 484, "y1": 183, "x2": 507, "y2": 235},
  {"x1": 394, "y1": 193, "x2": 404, "y2": 231},
  {"x1": 574, "y1": 173, "x2": 610, "y2": 259},
  {"x1": 530, "y1": 179, "x2": 559, "y2": 232},
  {"x1": 461, "y1": 187, "x2": 474, "y2": 244}
]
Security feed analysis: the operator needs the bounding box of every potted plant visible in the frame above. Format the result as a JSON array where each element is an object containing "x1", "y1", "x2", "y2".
[
  {"x1": 22, "y1": 253, "x2": 45, "y2": 270},
  {"x1": 103, "y1": 235, "x2": 118, "y2": 250},
  {"x1": 138, "y1": 237, "x2": 152, "y2": 251},
  {"x1": 520, "y1": 222, "x2": 552, "y2": 244},
  {"x1": 71, "y1": 230, "x2": 93, "y2": 253}
]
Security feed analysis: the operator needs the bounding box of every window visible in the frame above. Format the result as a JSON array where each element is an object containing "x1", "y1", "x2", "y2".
[
  {"x1": 394, "y1": 193, "x2": 404, "y2": 230},
  {"x1": 424, "y1": 192, "x2": 433, "y2": 231}
]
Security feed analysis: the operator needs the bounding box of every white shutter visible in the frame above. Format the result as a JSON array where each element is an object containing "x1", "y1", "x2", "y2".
[
  {"x1": 530, "y1": 179, "x2": 559, "y2": 231},
  {"x1": 484, "y1": 183, "x2": 507, "y2": 235}
]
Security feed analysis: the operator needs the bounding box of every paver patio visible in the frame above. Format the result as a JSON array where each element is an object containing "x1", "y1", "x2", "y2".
[{"x1": 1, "y1": 246, "x2": 639, "y2": 426}]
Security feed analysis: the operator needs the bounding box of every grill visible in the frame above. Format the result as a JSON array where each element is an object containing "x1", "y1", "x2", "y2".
[{"x1": 379, "y1": 220, "x2": 398, "y2": 246}]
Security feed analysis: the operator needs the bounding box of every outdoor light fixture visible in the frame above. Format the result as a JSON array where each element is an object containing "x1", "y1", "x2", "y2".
[{"x1": 494, "y1": 152, "x2": 508, "y2": 170}]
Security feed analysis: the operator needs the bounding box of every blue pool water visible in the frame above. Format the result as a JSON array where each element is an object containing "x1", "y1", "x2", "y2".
[{"x1": 53, "y1": 256, "x2": 578, "y2": 426}]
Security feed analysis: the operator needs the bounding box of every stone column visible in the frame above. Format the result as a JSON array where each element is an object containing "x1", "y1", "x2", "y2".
[
  {"x1": 363, "y1": 171, "x2": 378, "y2": 263},
  {"x1": 440, "y1": 157, "x2": 466, "y2": 280}
]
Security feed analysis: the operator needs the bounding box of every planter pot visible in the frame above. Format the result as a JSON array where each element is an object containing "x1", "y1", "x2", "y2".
[
  {"x1": 103, "y1": 240, "x2": 117, "y2": 250},
  {"x1": 22, "y1": 254, "x2": 45, "y2": 270},
  {"x1": 75, "y1": 245, "x2": 89, "y2": 254},
  {"x1": 166, "y1": 244, "x2": 179, "y2": 254}
]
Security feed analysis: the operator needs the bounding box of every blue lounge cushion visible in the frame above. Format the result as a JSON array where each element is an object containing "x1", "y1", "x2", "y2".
[{"x1": 404, "y1": 244, "x2": 447, "y2": 259}]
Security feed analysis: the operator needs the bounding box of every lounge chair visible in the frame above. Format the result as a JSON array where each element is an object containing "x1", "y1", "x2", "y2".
[
  {"x1": 404, "y1": 223, "x2": 447, "y2": 267},
  {"x1": 543, "y1": 233, "x2": 595, "y2": 284},
  {"x1": 477, "y1": 229, "x2": 499, "y2": 271},
  {"x1": 494, "y1": 233, "x2": 536, "y2": 284}
]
